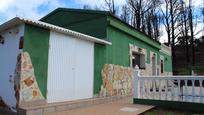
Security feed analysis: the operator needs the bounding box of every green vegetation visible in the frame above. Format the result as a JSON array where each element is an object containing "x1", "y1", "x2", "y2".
[
  {"x1": 143, "y1": 108, "x2": 204, "y2": 115},
  {"x1": 174, "y1": 66, "x2": 204, "y2": 75}
]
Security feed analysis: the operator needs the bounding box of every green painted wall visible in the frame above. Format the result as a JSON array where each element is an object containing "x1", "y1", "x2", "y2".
[
  {"x1": 23, "y1": 24, "x2": 50, "y2": 98},
  {"x1": 107, "y1": 16, "x2": 161, "y2": 49},
  {"x1": 93, "y1": 26, "x2": 160, "y2": 94},
  {"x1": 160, "y1": 52, "x2": 172, "y2": 72}
]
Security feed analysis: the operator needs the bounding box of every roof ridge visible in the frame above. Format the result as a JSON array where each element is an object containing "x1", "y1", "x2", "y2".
[
  {"x1": 40, "y1": 8, "x2": 160, "y2": 45},
  {"x1": 40, "y1": 8, "x2": 109, "y2": 21}
]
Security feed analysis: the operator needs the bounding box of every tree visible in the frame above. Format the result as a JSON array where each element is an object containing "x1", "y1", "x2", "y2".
[
  {"x1": 160, "y1": 0, "x2": 171, "y2": 45},
  {"x1": 188, "y1": 0, "x2": 195, "y2": 66},
  {"x1": 178, "y1": 0, "x2": 190, "y2": 63},
  {"x1": 160, "y1": 0, "x2": 183, "y2": 68},
  {"x1": 103, "y1": 0, "x2": 116, "y2": 15},
  {"x1": 127, "y1": 0, "x2": 154, "y2": 30},
  {"x1": 120, "y1": 5, "x2": 130, "y2": 23},
  {"x1": 149, "y1": 1, "x2": 162, "y2": 41},
  {"x1": 83, "y1": 5, "x2": 92, "y2": 10},
  {"x1": 126, "y1": 0, "x2": 161, "y2": 40}
]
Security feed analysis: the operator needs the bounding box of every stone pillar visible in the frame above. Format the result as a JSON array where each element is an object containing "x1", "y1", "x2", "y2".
[{"x1": 14, "y1": 52, "x2": 45, "y2": 108}]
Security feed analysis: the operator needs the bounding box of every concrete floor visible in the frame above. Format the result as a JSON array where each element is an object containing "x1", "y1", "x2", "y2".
[{"x1": 44, "y1": 98, "x2": 155, "y2": 115}]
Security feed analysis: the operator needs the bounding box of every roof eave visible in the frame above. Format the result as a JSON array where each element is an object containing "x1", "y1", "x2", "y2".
[{"x1": 0, "y1": 17, "x2": 111, "y2": 45}]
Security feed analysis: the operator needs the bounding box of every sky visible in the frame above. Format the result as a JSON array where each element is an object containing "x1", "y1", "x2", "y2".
[
  {"x1": 0, "y1": 0, "x2": 203, "y2": 43},
  {"x1": 0, "y1": 0, "x2": 126, "y2": 24}
]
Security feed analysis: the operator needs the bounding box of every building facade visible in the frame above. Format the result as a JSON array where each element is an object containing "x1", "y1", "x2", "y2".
[
  {"x1": 0, "y1": 17, "x2": 110, "y2": 110},
  {"x1": 41, "y1": 8, "x2": 172, "y2": 95},
  {"x1": 0, "y1": 8, "x2": 172, "y2": 111}
]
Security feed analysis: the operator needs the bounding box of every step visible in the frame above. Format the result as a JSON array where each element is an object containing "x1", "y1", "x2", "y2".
[{"x1": 18, "y1": 95, "x2": 132, "y2": 115}]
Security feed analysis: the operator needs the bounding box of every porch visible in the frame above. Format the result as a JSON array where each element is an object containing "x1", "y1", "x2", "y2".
[{"x1": 133, "y1": 74, "x2": 204, "y2": 112}]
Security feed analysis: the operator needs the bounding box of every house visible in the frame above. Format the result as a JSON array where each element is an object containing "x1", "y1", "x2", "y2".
[
  {"x1": 0, "y1": 17, "x2": 110, "y2": 110},
  {"x1": 41, "y1": 8, "x2": 172, "y2": 95},
  {"x1": 0, "y1": 8, "x2": 172, "y2": 112}
]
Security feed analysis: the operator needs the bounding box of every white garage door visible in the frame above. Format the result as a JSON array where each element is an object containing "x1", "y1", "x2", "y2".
[{"x1": 47, "y1": 32, "x2": 94, "y2": 103}]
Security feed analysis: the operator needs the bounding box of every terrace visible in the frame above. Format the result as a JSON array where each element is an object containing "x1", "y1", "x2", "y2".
[{"x1": 133, "y1": 69, "x2": 204, "y2": 112}]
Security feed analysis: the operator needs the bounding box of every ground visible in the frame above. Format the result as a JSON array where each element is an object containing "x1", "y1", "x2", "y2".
[{"x1": 1, "y1": 97, "x2": 203, "y2": 115}]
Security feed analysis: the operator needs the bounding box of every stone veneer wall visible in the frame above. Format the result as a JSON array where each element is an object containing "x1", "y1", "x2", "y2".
[
  {"x1": 99, "y1": 63, "x2": 172, "y2": 97},
  {"x1": 99, "y1": 64, "x2": 133, "y2": 97},
  {"x1": 129, "y1": 44, "x2": 172, "y2": 76},
  {"x1": 14, "y1": 52, "x2": 44, "y2": 107},
  {"x1": 98, "y1": 44, "x2": 172, "y2": 97},
  {"x1": 139, "y1": 61, "x2": 172, "y2": 76}
]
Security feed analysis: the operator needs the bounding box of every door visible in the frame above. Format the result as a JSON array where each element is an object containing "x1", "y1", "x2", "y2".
[{"x1": 47, "y1": 32, "x2": 94, "y2": 103}]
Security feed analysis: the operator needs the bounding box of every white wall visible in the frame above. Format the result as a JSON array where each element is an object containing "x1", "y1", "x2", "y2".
[
  {"x1": 47, "y1": 31, "x2": 94, "y2": 103},
  {"x1": 0, "y1": 24, "x2": 24, "y2": 109}
]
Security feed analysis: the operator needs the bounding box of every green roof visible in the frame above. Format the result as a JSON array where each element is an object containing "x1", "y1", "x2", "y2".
[
  {"x1": 40, "y1": 8, "x2": 109, "y2": 21},
  {"x1": 40, "y1": 8, "x2": 161, "y2": 49}
]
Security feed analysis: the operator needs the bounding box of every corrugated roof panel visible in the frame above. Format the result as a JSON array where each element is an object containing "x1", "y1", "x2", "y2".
[{"x1": 0, "y1": 17, "x2": 112, "y2": 45}]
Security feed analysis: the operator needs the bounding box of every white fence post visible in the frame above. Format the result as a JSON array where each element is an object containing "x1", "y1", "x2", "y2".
[
  {"x1": 133, "y1": 75, "x2": 204, "y2": 104},
  {"x1": 133, "y1": 66, "x2": 140, "y2": 98}
]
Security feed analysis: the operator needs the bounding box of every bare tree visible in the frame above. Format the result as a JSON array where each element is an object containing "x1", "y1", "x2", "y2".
[
  {"x1": 160, "y1": 0, "x2": 171, "y2": 45},
  {"x1": 178, "y1": 0, "x2": 190, "y2": 63},
  {"x1": 126, "y1": 0, "x2": 161, "y2": 41},
  {"x1": 103, "y1": 0, "x2": 116, "y2": 14},
  {"x1": 149, "y1": 0, "x2": 162, "y2": 41},
  {"x1": 83, "y1": 5, "x2": 92, "y2": 10},
  {"x1": 189, "y1": 0, "x2": 195, "y2": 66},
  {"x1": 127, "y1": 0, "x2": 154, "y2": 30},
  {"x1": 160, "y1": 0, "x2": 183, "y2": 67},
  {"x1": 202, "y1": 5, "x2": 204, "y2": 37},
  {"x1": 120, "y1": 5, "x2": 130, "y2": 23}
]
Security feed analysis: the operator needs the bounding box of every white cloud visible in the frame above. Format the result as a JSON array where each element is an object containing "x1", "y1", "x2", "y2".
[
  {"x1": 0, "y1": 0, "x2": 14, "y2": 11},
  {"x1": 194, "y1": 22, "x2": 204, "y2": 38},
  {"x1": 193, "y1": 0, "x2": 203, "y2": 7},
  {"x1": 74, "y1": 0, "x2": 126, "y2": 8},
  {"x1": 0, "y1": 0, "x2": 65, "y2": 24},
  {"x1": 159, "y1": 25, "x2": 168, "y2": 43}
]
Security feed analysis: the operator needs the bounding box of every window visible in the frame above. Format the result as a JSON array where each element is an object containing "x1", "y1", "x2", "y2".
[
  {"x1": 0, "y1": 35, "x2": 4, "y2": 45},
  {"x1": 132, "y1": 52, "x2": 145, "y2": 69},
  {"x1": 19, "y1": 36, "x2": 23, "y2": 49},
  {"x1": 161, "y1": 60, "x2": 164, "y2": 73}
]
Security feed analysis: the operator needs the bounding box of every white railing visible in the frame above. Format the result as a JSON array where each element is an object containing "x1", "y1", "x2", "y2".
[{"x1": 134, "y1": 75, "x2": 204, "y2": 103}]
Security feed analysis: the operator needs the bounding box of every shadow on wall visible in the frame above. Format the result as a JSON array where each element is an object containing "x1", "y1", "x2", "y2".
[{"x1": 0, "y1": 96, "x2": 10, "y2": 110}]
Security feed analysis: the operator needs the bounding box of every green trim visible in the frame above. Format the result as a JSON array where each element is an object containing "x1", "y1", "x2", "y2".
[
  {"x1": 93, "y1": 44, "x2": 107, "y2": 94},
  {"x1": 160, "y1": 52, "x2": 172, "y2": 72},
  {"x1": 107, "y1": 17, "x2": 160, "y2": 49},
  {"x1": 23, "y1": 24, "x2": 50, "y2": 98},
  {"x1": 134, "y1": 98, "x2": 204, "y2": 113}
]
